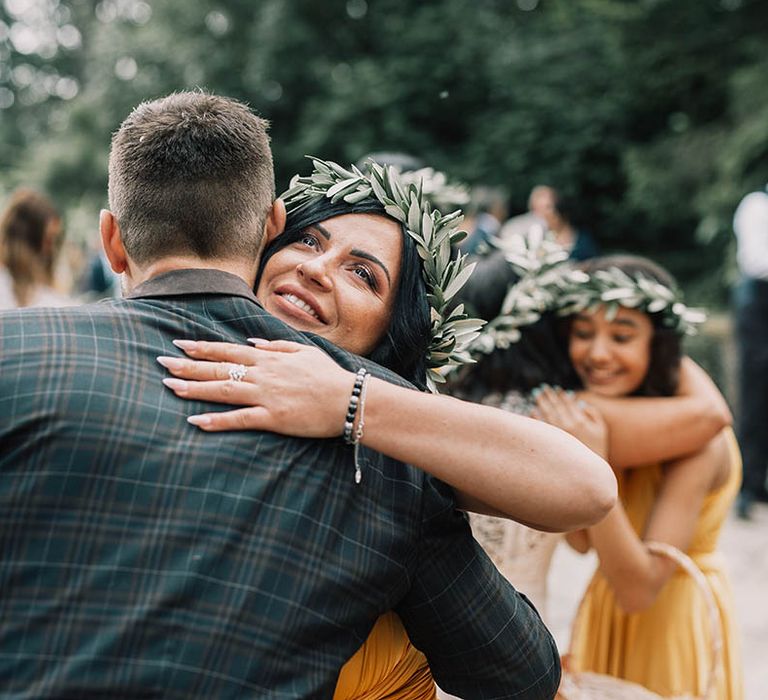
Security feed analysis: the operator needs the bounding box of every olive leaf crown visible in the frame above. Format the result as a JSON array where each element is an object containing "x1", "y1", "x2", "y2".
[
  {"x1": 280, "y1": 157, "x2": 484, "y2": 392},
  {"x1": 470, "y1": 225, "x2": 587, "y2": 353},
  {"x1": 557, "y1": 265, "x2": 707, "y2": 333},
  {"x1": 471, "y1": 227, "x2": 706, "y2": 355}
]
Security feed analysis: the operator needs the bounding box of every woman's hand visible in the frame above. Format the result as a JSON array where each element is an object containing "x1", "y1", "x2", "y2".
[
  {"x1": 157, "y1": 338, "x2": 356, "y2": 436},
  {"x1": 532, "y1": 385, "x2": 609, "y2": 459}
]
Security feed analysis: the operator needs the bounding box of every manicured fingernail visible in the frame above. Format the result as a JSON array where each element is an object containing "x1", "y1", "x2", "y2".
[
  {"x1": 173, "y1": 340, "x2": 197, "y2": 350},
  {"x1": 566, "y1": 390, "x2": 575, "y2": 397},
  {"x1": 157, "y1": 356, "x2": 183, "y2": 369},
  {"x1": 187, "y1": 415, "x2": 212, "y2": 427},
  {"x1": 247, "y1": 338, "x2": 269, "y2": 346},
  {"x1": 531, "y1": 387, "x2": 542, "y2": 398},
  {"x1": 163, "y1": 377, "x2": 188, "y2": 392}
]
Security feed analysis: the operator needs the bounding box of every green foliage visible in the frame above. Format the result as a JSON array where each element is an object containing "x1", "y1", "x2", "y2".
[{"x1": 1, "y1": 0, "x2": 766, "y2": 306}]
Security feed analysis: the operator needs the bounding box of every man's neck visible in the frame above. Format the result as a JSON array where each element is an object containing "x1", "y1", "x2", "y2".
[{"x1": 124, "y1": 256, "x2": 258, "y2": 294}]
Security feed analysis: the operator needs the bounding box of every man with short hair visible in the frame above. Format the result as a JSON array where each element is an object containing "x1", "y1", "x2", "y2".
[{"x1": 0, "y1": 92, "x2": 560, "y2": 698}]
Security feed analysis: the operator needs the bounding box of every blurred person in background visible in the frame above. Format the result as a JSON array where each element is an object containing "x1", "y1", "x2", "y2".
[
  {"x1": 0, "y1": 188, "x2": 74, "y2": 309},
  {"x1": 733, "y1": 184, "x2": 768, "y2": 519},
  {"x1": 499, "y1": 184, "x2": 557, "y2": 240},
  {"x1": 457, "y1": 185, "x2": 508, "y2": 255},
  {"x1": 500, "y1": 185, "x2": 599, "y2": 261},
  {"x1": 540, "y1": 189, "x2": 599, "y2": 261},
  {"x1": 80, "y1": 246, "x2": 120, "y2": 299}
]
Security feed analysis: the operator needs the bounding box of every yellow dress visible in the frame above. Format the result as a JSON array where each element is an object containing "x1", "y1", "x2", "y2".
[
  {"x1": 334, "y1": 612, "x2": 436, "y2": 700},
  {"x1": 570, "y1": 429, "x2": 744, "y2": 699}
]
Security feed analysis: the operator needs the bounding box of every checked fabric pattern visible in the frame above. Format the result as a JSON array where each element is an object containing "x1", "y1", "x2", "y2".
[{"x1": 0, "y1": 269, "x2": 559, "y2": 699}]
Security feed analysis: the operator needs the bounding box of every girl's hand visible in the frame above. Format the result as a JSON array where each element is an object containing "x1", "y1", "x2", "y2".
[
  {"x1": 532, "y1": 385, "x2": 609, "y2": 459},
  {"x1": 157, "y1": 338, "x2": 356, "y2": 436}
]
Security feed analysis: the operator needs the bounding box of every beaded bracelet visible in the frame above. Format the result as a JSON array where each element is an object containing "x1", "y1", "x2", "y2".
[
  {"x1": 351, "y1": 373, "x2": 371, "y2": 484},
  {"x1": 353, "y1": 372, "x2": 370, "y2": 445},
  {"x1": 343, "y1": 368, "x2": 368, "y2": 445}
]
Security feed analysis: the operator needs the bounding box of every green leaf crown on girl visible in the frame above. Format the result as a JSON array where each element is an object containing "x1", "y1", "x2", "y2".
[
  {"x1": 281, "y1": 157, "x2": 484, "y2": 392},
  {"x1": 472, "y1": 227, "x2": 706, "y2": 355}
]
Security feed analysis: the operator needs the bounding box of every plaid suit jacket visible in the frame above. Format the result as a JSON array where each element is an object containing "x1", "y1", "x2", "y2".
[{"x1": 0, "y1": 269, "x2": 560, "y2": 699}]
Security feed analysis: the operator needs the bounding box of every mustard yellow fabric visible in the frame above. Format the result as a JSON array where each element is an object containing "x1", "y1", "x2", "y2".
[
  {"x1": 570, "y1": 429, "x2": 744, "y2": 699},
  {"x1": 334, "y1": 612, "x2": 436, "y2": 700}
]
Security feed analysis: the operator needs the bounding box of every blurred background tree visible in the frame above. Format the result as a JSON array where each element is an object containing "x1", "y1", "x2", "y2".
[{"x1": 1, "y1": 0, "x2": 767, "y2": 304}]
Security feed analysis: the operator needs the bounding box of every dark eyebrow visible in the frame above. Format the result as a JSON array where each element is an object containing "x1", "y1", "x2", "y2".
[
  {"x1": 309, "y1": 224, "x2": 331, "y2": 240},
  {"x1": 612, "y1": 317, "x2": 640, "y2": 328},
  {"x1": 574, "y1": 312, "x2": 639, "y2": 329},
  {"x1": 308, "y1": 224, "x2": 391, "y2": 286}
]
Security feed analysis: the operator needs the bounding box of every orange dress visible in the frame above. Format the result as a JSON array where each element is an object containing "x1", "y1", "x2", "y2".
[
  {"x1": 570, "y1": 429, "x2": 744, "y2": 698},
  {"x1": 334, "y1": 612, "x2": 436, "y2": 700}
]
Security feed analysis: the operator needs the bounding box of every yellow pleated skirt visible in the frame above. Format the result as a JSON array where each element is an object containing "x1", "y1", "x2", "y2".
[
  {"x1": 570, "y1": 431, "x2": 744, "y2": 699},
  {"x1": 334, "y1": 612, "x2": 436, "y2": 700}
]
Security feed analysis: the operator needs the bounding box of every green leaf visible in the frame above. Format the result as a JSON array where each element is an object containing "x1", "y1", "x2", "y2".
[
  {"x1": 343, "y1": 186, "x2": 373, "y2": 204},
  {"x1": 327, "y1": 178, "x2": 362, "y2": 199},
  {"x1": 443, "y1": 261, "x2": 476, "y2": 300}
]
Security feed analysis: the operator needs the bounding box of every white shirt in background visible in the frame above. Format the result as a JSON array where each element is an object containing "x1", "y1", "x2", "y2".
[
  {"x1": 734, "y1": 190, "x2": 768, "y2": 281},
  {"x1": 0, "y1": 267, "x2": 76, "y2": 310}
]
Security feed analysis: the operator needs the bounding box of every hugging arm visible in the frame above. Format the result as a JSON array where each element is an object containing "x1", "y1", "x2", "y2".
[
  {"x1": 395, "y1": 478, "x2": 561, "y2": 699},
  {"x1": 583, "y1": 432, "x2": 729, "y2": 612},
  {"x1": 581, "y1": 357, "x2": 732, "y2": 469},
  {"x1": 159, "y1": 339, "x2": 616, "y2": 532}
]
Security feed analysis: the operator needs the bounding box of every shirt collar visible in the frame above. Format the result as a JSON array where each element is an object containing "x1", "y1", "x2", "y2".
[{"x1": 126, "y1": 268, "x2": 260, "y2": 305}]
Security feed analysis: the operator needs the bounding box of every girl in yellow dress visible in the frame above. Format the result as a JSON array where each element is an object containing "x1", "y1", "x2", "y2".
[{"x1": 534, "y1": 255, "x2": 743, "y2": 699}]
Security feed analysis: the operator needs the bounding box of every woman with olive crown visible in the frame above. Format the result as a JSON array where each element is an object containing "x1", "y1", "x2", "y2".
[
  {"x1": 158, "y1": 159, "x2": 616, "y2": 698},
  {"x1": 542, "y1": 255, "x2": 743, "y2": 699},
  {"x1": 449, "y1": 232, "x2": 731, "y2": 624}
]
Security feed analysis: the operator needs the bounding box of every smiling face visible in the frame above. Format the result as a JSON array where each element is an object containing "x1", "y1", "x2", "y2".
[
  {"x1": 257, "y1": 213, "x2": 403, "y2": 357},
  {"x1": 568, "y1": 305, "x2": 654, "y2": 397}
]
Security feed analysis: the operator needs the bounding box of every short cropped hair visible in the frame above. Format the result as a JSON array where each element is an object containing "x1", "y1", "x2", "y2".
[{"x1": 108, "y1": 92, "x2": 274, "y2": 265}]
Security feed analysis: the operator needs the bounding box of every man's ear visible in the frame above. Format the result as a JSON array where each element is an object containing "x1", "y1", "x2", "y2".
[
  {"x1": 100, "y1": 210, "x2": 128, "y2": 274},
  {"x1": 264, "y1": 198, "x2": 287, "y2": 246}
]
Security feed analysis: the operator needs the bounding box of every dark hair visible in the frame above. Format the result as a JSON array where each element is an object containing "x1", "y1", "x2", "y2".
[
  {"x1": 574, "y1": 255, "x2": 683, "y2": 396},
  {"x1": 450, "y1": 250, "x2": 580, "y2": 400},
  {"x1": 108, "y1": 91, "x2": 274, "y2": 265},
  {"x1": 255, "y1": 197, "x2": 431, "y2": 389},
  {"x1": 0, "y1": 188, "x2": 61, "y2": 306}
]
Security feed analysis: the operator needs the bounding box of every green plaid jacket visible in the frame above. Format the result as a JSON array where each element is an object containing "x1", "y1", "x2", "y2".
[{"x1": 0, "y1": 269, "x2": 559, "y2": 699}]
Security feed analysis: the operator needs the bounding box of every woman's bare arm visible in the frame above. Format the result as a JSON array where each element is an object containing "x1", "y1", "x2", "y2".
[
  {"x1": 584, "y1": 431, "x2": 727, "y2": 612},
  {"x1": 158, "y1": 339, "x2": 617, "y2": 533},
  {"x1": 579, "y1": 358, "x2": 732, "y2": 469},
  {"x1": 360, "y1": 378, "x2": 616, "y2": 531}
]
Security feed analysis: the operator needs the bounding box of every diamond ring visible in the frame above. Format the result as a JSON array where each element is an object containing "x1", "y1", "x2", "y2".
[{"x1": 228, "y1": 364, "x2": 248, "y2": 382}]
